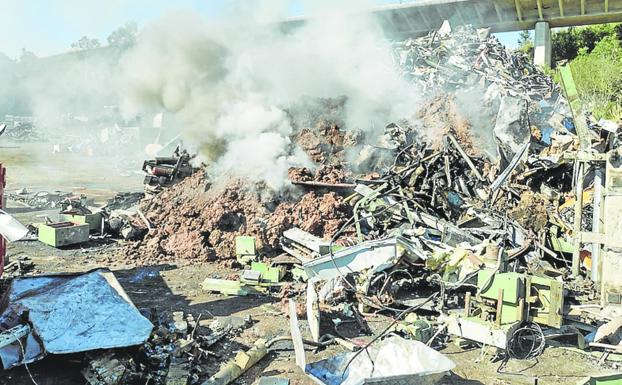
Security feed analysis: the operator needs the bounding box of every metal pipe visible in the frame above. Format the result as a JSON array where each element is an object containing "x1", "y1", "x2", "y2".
[
  {"x1": 591, "y1": 167, "x2": 604, "y2": 283},
  {"x1": 291, "y1": 180, "x2": 356, "y2": 189},
  {"x1": 572, "y1": 162, "x2": 585, "y2": 277}
]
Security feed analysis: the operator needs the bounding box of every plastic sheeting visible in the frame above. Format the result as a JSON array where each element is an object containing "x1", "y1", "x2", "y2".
[
  {"x1": 0, "y1": 269, "x2": 153, "y2": 369},
  {"x1": 306, "y1": 337, "x2": 455, "y2": 385}
]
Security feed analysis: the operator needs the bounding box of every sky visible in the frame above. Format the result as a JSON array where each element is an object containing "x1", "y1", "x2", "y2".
[{"x1": 0, "y1": 0, "x2": 520, "y2": 59}]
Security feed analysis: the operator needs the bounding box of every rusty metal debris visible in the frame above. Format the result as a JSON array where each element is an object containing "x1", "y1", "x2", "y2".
[{"x1": 143, "y1": 146, "x2": 197, "y2": 197}]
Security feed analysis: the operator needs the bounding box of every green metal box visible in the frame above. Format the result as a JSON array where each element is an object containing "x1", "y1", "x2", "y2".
[
  {"x1": 235, "y1": 236, "x2": 256, "y2": 256},
  {"x1": 38, "y1": 222, "x2": 90, "y2": 247},
  {"x1": 477, "y1": 271, "x2": 524, "y2": 303},
  {"x1": 60, "y1": 212, "x2": 102, "y2": 233}
]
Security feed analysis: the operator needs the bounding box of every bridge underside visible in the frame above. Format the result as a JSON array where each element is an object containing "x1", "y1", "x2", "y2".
[
  {"x1": 281, "y1": 0, "x2": 622, "y2": 67},
  {"x1": 370, "y1": 0, "x2": 622, "y2": 40}
]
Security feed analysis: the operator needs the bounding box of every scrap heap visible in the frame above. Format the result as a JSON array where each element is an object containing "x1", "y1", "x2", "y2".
[
  {"x1": 143, "y1": 146, "x2": 197, "y2": 197},
  {"x1": 1, "y1": 115, "x2": 43, "y2": 142},
  {"x1": 70, "y1": 25, "x2": 620, "y2": 384}
]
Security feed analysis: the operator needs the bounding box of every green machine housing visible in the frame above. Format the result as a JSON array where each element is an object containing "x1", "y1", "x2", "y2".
[
  {"x1": 38, "y1": 222, "x2": 90, "y2": 248},
  {"x1": 475, "y1": 270, "x2": 564, "y2": 328},
  {"x1": 59, "y1": 212, "x2": 103, "y2": 233}
]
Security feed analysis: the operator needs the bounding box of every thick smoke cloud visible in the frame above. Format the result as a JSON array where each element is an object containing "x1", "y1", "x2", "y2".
[{"x1": 119, "y1": 1, "x2": 421, "y2": 189}]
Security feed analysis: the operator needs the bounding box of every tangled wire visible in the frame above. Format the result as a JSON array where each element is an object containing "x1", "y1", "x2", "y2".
[{"x1": 506, "y1": 322, "x2": 546, "y2": 360}]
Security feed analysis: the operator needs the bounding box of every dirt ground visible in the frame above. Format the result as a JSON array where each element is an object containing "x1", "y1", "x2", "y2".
[{"x1": 0, "y1": 142, "x2": 620, "y2": 385}]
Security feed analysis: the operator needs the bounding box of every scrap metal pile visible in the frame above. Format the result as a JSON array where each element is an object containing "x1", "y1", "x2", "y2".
[
  {"x1": 143, "y1": 146, "x2": 197, "y2": 197},
  {"x1": 4, "y1": 23, "x2": 622, "y2": 385},
  {"x1": 104, "y1": 24, "x2": 622, "y2": 384},
  {"x1": 1, "y1": 115, "x2": 44, "y2": 142}
]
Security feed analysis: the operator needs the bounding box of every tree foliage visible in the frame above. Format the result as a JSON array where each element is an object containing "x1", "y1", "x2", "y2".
[
  {"x1": 552, "y1": 24, "x2": 622, "y2": 63},
  {"x1": 71, "y1": 36, "x2": 101, "y2": 51},
  {"x1": 517, "y1": 30, "x2": 534, "y2": 57},
  {"x1": 19, "y1": 48, "x2": 37, "y2": 63},
  {"x1": 107, "y1": 22, "x2": 138, "y2": 48},
  {"x1": 569, "y1": 35, "x2": 622, "y2": 120}
]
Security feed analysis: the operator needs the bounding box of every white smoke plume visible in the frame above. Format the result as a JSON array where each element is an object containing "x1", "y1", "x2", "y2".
[{"x1": 120, "y1": 1, "x2": 421, "y2": 189}]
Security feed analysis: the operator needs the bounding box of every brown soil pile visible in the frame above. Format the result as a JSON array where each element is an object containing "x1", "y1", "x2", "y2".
[
  {"x1": 288, "y1": 97, "x2": 348, "y2": 164},
  {"x1": 288, "y1": 164, "x2": 352, "y2": 184},
  {"x1": 123, "y1": 171, "x2": 351, "y2": 265},
  {"x1": 295, "y1": 125, "x2": 345, "y2": 164},
  {"x1": 415, "y1": 94, "x2": 478, "y2": 155}
]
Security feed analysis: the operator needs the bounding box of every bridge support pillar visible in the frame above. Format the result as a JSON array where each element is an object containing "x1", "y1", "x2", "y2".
[{"x1": 534, "y1": 21, "x2": 551, "y2": 67}]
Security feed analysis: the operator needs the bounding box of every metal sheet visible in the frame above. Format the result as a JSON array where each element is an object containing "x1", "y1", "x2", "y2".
[
  {"x1": 0, "y1": 269, "x2": 153, "y2": 368},
  {"x1": 303, "y1": 237, "x2": 424, "y2": 282}
]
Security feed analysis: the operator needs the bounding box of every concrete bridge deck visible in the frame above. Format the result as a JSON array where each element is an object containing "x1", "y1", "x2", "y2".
[{"x1": 282, "y1": 0, "x2": 622, "y2": 66}]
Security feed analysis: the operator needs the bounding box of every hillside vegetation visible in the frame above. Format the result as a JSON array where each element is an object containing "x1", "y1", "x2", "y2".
[{"x1": 521, "y1": 24, "x2": 622, "y2": 120}]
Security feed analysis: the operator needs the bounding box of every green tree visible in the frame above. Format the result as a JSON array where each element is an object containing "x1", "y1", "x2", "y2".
[
  {"x1": 569, "y1": 35, "x2": 622, "y2": 120},
  {"x1": 107, "y1": 22, "x2": 138, "y2": 48},
  {"x1": 71, "y1": 36, "x2": 101, "y2": 51},
  {"x1": 19, "y1": 48, "x2": 37, "y2": 63},
  {"x1": 517, "y1": 30, "x2": 534, "y2": 56}
]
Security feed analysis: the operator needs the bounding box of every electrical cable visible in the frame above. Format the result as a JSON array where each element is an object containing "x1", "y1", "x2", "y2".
[
  {"x1": 497, "y1": 322, "x2": 546, "y2": 375},
  {"x1": 8, "y1": 329, "x2": 39, "y2": 385},
  {"x1": 506, "y1": 322, "x2": 545, "y2": 360},
  {"x1": 326, "y1": 197, "x2": 408, "y2": 291},
  {"x1": 339, "y1": 292, "x2": 438, "y2": 379}
]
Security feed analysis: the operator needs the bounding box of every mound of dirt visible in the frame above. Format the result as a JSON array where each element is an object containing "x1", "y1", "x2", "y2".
[
  {"x1": 123, "y1": 171, "x2": 351, "y2": 265},
  {"x1": 415, "y1": 94, "x2": 478, "y2": 155}
]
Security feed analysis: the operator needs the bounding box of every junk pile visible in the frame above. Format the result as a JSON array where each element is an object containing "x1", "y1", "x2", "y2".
[
  {"x1": 8, "y1": 188, "x2": 73, "y2": 209},
  {"x1": 119, "y1": 23, "x2": 622, "y2": 382},
  {"x1": 1, "y1": 115, "x2": 43, "y2": 142},
  {"x1": 143, "y1": 146, "x2": 197, "y2": 197},
  {"x1": 5, "y1": 22, "x2": 622, "y2": 385},
  {"x1": 4, "y1": 188, "x2": 148, "y2": 247}
]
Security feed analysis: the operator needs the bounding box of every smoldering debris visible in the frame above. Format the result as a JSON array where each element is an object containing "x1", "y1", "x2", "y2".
[
  {"x1": 104, "y1": 22, "x2": 622, "y2": 385},
  {"x1": 123, "y1": 172, "x2": 351, "y2": 265},
  {"x1": 3, "y1": 16, "x2": 622, "y2": 385},
  {"x1": 1, "y1": 116, "x2": 43, "y2": 142},
  {"x1": 142, "y1": 146, "x2": 197, "y2": 198}
]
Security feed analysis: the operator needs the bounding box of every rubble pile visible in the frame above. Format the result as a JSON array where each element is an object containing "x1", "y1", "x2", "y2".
[
  {"x1": 1, "y1": 115, "x2": 44, "y2": 142},
  {"x1": 394, "y1": 25, "x2": 556, "y2": 100},
  {"x1": 5, "y1": 22, "x2": 622, "y2": 385},
  {"x1": 124, "y1": 172, "x2": 351, "y2": 264},
  {"x1": 8, "y1": 188, "x2": 72, "y2": 209}
]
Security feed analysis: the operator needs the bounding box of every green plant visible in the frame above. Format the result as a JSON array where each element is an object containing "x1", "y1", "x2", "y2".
[{"x1": 568, "y1": 36, "x2": 622, "y2": 120}]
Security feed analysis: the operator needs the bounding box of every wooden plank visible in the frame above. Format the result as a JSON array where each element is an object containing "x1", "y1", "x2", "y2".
[
  {"x1": 559, "y1": 0, "x2": 565, "y2": 17},
  {"x1": 306, "y1": 283, "x2": 320, "y2": 343},
  {"x1": 581, "y1": 231, "x2": 607, "y2": 244},
  {"x1": 518, "y1": 298, "x2": 525, "y2": 322},
  {"x1": 289, "y1": 300, "x2": 306, "y2": 370},
  {"x1": 537, "y1": 0, "x2": 544, "y2": 19}
]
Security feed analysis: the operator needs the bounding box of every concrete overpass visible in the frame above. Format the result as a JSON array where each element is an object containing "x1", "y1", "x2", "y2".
[{"x1": 282, "y1": 0, "x2": 622, "y2": 67}]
